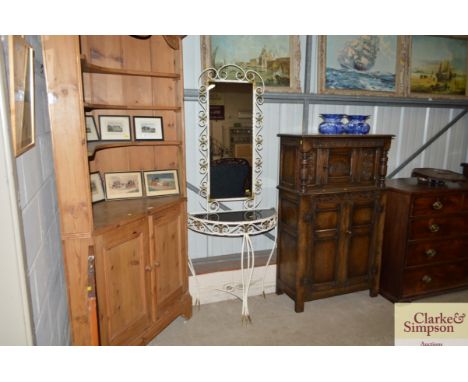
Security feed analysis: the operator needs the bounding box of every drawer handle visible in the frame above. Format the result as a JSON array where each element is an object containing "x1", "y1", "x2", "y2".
[
  {"x1": 425, "y1": 248, "x2": 437, "y2": 258},
  {"x1": 429, "y1": 223, "x2": 440, "y2": 233},
  {"x1": 432, "y1": 201, "x2": 443, "y2": 210},
  {"x1": 422, "y1": 275, "x2": 432, "y2": 284}
]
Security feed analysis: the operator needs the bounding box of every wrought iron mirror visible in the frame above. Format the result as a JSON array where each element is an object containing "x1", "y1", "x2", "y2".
[{"x1": 197, "y1": 64, "x2": 265, "y2": 212}]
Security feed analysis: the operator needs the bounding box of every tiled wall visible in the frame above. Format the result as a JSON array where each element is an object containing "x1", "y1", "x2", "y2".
[{"x1": 9, "y1": 36, "x2": 70, "y2": 345}]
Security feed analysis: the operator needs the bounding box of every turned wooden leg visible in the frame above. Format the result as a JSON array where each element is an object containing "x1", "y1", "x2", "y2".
[{"x1": 294, "y1": 300, "x2": 304, "y2": 313}]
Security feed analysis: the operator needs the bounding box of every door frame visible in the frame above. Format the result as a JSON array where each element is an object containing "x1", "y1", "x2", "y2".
[{"x1": 0, "y1": 40, "x2": 34, "y2": 345}]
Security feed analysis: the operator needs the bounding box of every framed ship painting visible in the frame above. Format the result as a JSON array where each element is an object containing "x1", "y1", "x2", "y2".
[
  {"x1": 201, "y1": 35, "x2": 301, "y2": 92},
  {"x1": 409, "y1": 36, "x2": 468, "y2": 98},
  {"x1": 318, "y1": 36, "x2": 407, "y2": 96}
]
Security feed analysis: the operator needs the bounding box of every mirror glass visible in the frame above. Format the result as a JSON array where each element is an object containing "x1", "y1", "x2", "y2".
[{"x1": 208, "y1": 81, "x2": 253, "y2": 200}]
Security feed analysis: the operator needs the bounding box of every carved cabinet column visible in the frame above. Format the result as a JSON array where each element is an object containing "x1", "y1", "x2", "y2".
[{"x1": 276, "y1": 134, "x2": 393, "y2": 312}]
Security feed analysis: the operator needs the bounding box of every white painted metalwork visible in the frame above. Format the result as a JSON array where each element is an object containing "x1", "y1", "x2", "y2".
[
  {"x1": 188, "y1": 208, "x2": 277, "y2": 322},
  {"x1": 197, "y1": 64, "x2": 265, "y2": 212}
]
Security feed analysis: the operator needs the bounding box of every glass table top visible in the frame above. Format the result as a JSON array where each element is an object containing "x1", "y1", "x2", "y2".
[{"x1": 190, "y1": 208, "x2": 276, "y2": 223}]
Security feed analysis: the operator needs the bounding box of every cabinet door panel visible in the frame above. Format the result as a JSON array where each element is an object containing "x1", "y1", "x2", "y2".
[
  {"x1": 152, "y1": 205, "x2": 187, "y2": 314},
  {"x1": 347, "y1": 199, "x2": 378, "y2": 280},
  {"x1": 309, "y1": 239, "x2": 339, "y2": 285},
  {"x1": 94, "y1": 218, "x2": 151, "y2": 345},
  {"x1": 326, "y1": 148, "x2": 353, "y2": 185}
]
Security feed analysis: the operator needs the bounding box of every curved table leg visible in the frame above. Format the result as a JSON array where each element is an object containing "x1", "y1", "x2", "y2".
[
  {"x1": 241, "y1": 233, "x2": 255, "y2": 324},
  {"x1": 187, "y1": 256, "x2": 201, "y2": 309}
]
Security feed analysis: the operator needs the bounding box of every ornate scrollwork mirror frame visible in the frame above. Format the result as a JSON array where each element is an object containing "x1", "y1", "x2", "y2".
[{"x1": 197, "y1": 64, "x2": 265, "y2": 212}]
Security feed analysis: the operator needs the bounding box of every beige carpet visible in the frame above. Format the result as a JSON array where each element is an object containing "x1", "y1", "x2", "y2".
[{"x1": 149, "y1": 289, "x2": 468, "y2": 346}]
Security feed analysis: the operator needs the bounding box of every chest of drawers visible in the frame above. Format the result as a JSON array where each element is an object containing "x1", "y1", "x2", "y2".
[{"x1": 380, "y1": 178, "x2": 468, "y2": 302}]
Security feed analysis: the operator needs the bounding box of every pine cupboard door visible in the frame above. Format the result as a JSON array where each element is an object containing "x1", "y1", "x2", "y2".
[
  {"x1": 94, "y1": 218, "x2": 152, "y2": 345},
  {"x1": 150, "y1": 203, "x2": 187, "y2": 318}
]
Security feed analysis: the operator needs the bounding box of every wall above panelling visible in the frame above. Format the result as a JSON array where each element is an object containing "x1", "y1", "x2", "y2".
[{"x1": 182, "y1": 35, "x2": 468, "y2": 260}]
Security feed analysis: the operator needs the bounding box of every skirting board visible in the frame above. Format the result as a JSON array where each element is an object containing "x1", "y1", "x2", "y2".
[{"x1": 188, "y1": 265, "x2": 277, "y2": 305}]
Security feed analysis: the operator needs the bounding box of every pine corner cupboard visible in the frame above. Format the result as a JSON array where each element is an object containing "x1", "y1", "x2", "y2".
[
  {"x1": 276, "y1": 134, "x2": 393, "y2": 312},
  {"x1": 42, "y1": 36, "x2": 192, "y2": 345}
]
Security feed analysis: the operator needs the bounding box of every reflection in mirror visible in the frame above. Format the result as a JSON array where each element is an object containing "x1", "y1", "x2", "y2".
[
  {"x1": 197, "y1": 64, "x2": 264, "y2": 212},
  {"x1": 209, "y1": 82, "x2": 253, "y2": 200}
]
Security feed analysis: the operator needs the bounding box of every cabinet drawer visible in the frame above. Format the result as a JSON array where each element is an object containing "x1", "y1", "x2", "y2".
[
  {"x1": 402, "y1": 260, "x2": 468, "y2": 297},
  {"x1": 411, "y1": 194, "x2": 462, "y2": 216},
  {"x1": 409, "y1": 215, "x2": 468, "y2": 240},
  {"x1": 406, "y1": 238, "x2": 468, "y2": 267}
]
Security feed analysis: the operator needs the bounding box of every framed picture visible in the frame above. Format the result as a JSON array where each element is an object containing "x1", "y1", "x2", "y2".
[
  {"x1": 8, "y1": 35, "x2": 35, "y2": 156},
  {"x1": 143, "y1": 170, "x2": 179, "y2": 197},
  {"x1": 89, "y1": 172, "x2": 105, "y2": 203},
  {"x1": 104, "y1": 172, "x2": 143, "y2": 200},
  {"x1": 318, "y1": 36, "x2": 407, "y2": 96},
  {"x1": 133, "y1": 116, "x2": 164, "y2": 141},
  {"x1": 201, "y1": 35, "x2": 301, "y2": 92},
  {"x1": 409, "y1": 36, "x2": 468, "y2": 98},
  {"x1": 85, "y1": 115, "x2": 99, "y2": 141},
  {"x1": 99, "y1": 115, "x2": 131, "y2": 141}
]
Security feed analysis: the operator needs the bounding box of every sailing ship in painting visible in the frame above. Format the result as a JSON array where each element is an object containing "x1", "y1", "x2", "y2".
[
  {"x1": 338, "y1": 36, "x2": 380, "y2": 71},
  {"x1": 410, "y1": 36, "x2": 467, "y2": 95},
  {"x1": 325, "y1": 36, "x2": 397, "y2": 92}
]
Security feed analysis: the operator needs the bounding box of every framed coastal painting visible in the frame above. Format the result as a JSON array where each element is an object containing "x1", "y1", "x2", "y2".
[
  {"x1": 104, "y1": 172, "x2": 143, "y2": 200},
  {"x1": 8, "y1": 35, "x2": 35, "y2": 156},
  {"x1": 318, "y1": 35, "x2": 407, "y2": 96},
  {"x1": 143, "y1": 170, "x2": 179, "y2": 197},
  {"x1": 409, "y1": 36, "x2": 468, "y2": 98},
  {"x1": 201, "y1": 35, "x2": 301, "y2": 92}
]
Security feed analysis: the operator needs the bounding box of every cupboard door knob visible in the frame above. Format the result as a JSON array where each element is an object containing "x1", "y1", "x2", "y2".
[
  {"x1": 145, "y1": 266, "x2": 152, "y2": 272},
  {"x1": 429, "y1": 223, "x2": 440, "y2": 233},
  {"x1": 425, "y1": 248, "x2": 437, "y2": 258},
  {"x1": 153, "y1": 261, "x2": 160, "y2": 268},
  {"x1": 422, "y1": 275, "x2": 432, "y2": 284},
  {"x1": 432, "y1": 201, "x2": 443, "y2": 210}
]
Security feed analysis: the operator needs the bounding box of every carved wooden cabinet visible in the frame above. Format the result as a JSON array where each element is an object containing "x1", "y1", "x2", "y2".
[
  {"x1": 276, "y1": 134, "x2": 393, "y2": 312},
  {"x1": 380, "y1": 178, "x2": 468, "y2": 302}
]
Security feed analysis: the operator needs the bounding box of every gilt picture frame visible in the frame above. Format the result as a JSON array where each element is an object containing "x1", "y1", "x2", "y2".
[
  {"x1": 8, "y1": 35, "x2": 35, "y2": 156},
  {"x1": 201, "y1": 35, "x2": 301, "y2": 92},
  {"x1": 104, "y1": 171, "x2": 143, "y2": 200},
  {"x1": 318, "y1": 35, "x2": 408, "y2": 97},
  {"x1": 408, "y1": 36, "x2": 468, "y2": 99}
]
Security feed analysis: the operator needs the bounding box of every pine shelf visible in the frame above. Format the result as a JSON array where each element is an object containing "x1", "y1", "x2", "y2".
[
  {"x1": 87, "y1": 140, "x2": 182, "y2": 158},
  {"x1": 80, "y1": 55, "x2": 180, "y2": 79},
  {"x1": 84, "y1": 102, "x2": 181, "y2": 112}
]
